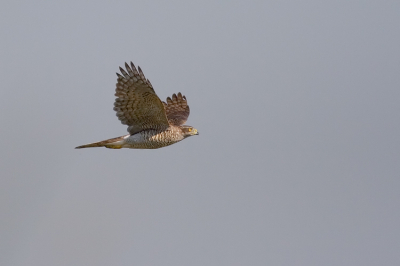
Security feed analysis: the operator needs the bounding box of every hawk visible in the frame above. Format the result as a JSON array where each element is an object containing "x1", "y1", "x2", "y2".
[{"x1": 76, "y1": 62, "x2": 198, "y2": 149}]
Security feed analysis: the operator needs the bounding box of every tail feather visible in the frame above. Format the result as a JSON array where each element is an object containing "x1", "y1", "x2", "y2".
[
  {"x1": 75, "y1": 142, "x2": 105, "y2": 149},
  {"x1": 75, "y1": 135, "x2": 127, "y2": 149}
]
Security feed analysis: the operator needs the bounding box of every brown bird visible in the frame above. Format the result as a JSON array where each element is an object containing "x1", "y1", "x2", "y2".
[{"x1": 76, "y1": 62, "x2": 198, "y2": 149}]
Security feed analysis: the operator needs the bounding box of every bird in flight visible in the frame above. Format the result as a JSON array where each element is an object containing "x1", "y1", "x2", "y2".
[{"x1": 76, "y1": 62, "x2": 198, "y2": 149}]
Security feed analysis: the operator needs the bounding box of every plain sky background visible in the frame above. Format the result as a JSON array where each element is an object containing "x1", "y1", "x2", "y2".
[{"x1": 1, "y1": 1, "x2": 399, "y2": 265}]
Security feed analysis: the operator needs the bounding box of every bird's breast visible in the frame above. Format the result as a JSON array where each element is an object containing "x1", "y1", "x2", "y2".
[{"x1": 123, "y1": 129, "x2": 183, "y2": 149}]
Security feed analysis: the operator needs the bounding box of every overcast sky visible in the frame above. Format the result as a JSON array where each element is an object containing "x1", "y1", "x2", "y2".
[{"x1": 1, "y1": 1, "x2": 400, "y2": 265}]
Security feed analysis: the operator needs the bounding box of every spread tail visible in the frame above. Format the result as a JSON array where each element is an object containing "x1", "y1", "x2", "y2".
[{"x1": 75, "y1": 135, "x2": 127, "y2": 149}]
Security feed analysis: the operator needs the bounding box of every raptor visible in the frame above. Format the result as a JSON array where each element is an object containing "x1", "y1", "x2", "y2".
[{"x1": 76, "y1": 62, "x2": 198, "y2": 149}]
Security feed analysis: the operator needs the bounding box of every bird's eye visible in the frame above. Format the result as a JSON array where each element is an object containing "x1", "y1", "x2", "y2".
[{"x1": 188, "y1": 128, "x2": 192, "y2": 132}]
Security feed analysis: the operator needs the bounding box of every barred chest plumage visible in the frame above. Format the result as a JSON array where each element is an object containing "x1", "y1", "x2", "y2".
[{"x1": 123, "y1": 127, "x2": 184, "y2": 149}]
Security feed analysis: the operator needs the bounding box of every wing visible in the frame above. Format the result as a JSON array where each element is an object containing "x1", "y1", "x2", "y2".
[
  {"x1": 162, "y1": 93, "x2": 190, "y2": 126},
  {"x1": 113, "y1": 62, "x2": 170, "y2": 134}
]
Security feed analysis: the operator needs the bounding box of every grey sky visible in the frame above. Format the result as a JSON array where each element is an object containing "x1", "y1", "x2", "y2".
[{"x1": 1, "y1": 1, "x2": 399, "y2": 265}]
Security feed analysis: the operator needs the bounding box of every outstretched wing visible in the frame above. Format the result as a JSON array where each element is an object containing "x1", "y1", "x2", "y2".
[
  {"x1": 162, "y1": 93, "x2": 190, "y2": 126},
  {"x1": 113, "y1": 62, "x2": 170, "y2": 134}
]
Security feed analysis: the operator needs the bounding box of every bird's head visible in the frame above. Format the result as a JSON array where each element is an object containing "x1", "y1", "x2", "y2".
[{"x1": 180, "y1": 125, "x2": 199, "y2": 138}]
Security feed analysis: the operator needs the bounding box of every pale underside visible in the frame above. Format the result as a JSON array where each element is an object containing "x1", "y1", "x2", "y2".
[{"x1": 104, "y1": 128, "x2": 186, "y2": 149}]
